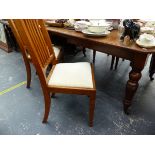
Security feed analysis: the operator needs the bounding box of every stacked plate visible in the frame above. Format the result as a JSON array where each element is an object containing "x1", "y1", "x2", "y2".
[
  {"x1": 82, "y1": 27, "x2": 110, "y2": 37},
  {"x1": 140, "y1": 27, "x2": 154, "y2": 34},
  {"x1": 145, "y1": 21, "x2": 155, "y2": 27},
  {"x1": 74, "y1": 21, "x2": 91, "y2": 32},
  {"x1": 82, "y1": 22, "x2": 111, "y2": 37},
  {"x1": 136, "y1": 33, "x2": 155, "y2": 48},
  {"x1": 73, "y1": 20, "x2": 111, "y2": 37}
]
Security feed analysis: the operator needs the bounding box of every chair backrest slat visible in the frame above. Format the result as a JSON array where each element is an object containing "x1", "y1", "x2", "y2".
[
  {"x1": 38, "y1": 20, "x2": 55, "y2": 56},
  {"x1": 31, "y1": 20, "x2": 50, "y2": 59},
  {"x1": 24, "y1": 20, "x2": 49, "y2": 66}
]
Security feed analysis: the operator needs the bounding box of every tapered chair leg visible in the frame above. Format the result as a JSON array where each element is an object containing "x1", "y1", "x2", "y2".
[
  {"x1": 149, "y1": 72, "x2": 154, "y2": 81},
  {"x1": 110, "y1": 56, "x2": 115, "y2": 70},
  {"x1": 93, "y1": 50, "x2": 96, "y2": 64},
  {"x1": 42, "y1": 92, "x2": 51, "y2": 123},
  {"x1": 23, "y1": 56, "x2": 31, "y2": 88},
  {"x1": 51, "y1": 93, "x2": 56, "y2": 98},
  {"x1": 115, "y1": 57, "x2": 119, "y2": 70},
  {"x1": 149, "y1": 54, "x2": 155, "y2": 81},
  {"x1": 26, "y1": 67, "x2": 31, "y2": 88},
  {"x1": 89, "y1": 94, "x2": 96, "y2": 127}
]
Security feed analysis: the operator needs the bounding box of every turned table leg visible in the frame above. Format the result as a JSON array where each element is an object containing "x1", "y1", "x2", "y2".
[{"x1": 123, "y1": 53, "x2": 147, "y2": 114}]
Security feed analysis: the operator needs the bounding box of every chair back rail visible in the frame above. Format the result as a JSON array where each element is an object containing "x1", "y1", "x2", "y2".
[{"x1": 11, "y1": 19, "x2": 54, "y2": 86}]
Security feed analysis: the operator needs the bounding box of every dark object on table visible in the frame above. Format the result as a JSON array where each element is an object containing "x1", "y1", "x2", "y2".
[
  {"x1": 149, "y1": 54, "x2": 155, "y2": 80},
  {"x1": 55, "y1": 19, "x2": 68, "y2": 24},
  {"x1": 120, "y1": 19, "x2": 140, "y2": 41}
]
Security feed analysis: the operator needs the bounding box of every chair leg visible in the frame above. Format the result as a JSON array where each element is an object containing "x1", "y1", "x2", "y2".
[
  {"x1": 149, "y1": 72, "x2": 154, "y2": 81},
  {"x1": 115, "y1": 57, "x2": 119, "y2": 70},
  {"x1": 83, "y1": 47, "x2": 86, "y2": 57},
  {"x1": 110, "y1": 56, "x2": 115, "y2": 70},
  {"x1": 42, "y1": 92, "x2": 51, "y2": 123},
  {"x1": 51, "y1": 93, "x2": 56, "y2": 98},
  {"x1": 149, "y1": 54, "x2": 155, "y2": 81},
  {"x1": 23, "y1": 56, "x2": 31, "y2": 88},
  {"x1": 89, "y1": 94, "x2": 96, "y2": 127},
  {"x1": 26, "y1": 62, "x2": 31, "y2": 88},
  {"x1": 93, "y1": 50, "x2": 96, "y2": 64}
]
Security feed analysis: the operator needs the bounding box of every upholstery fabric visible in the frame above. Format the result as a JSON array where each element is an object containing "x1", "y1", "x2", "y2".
[
  {"x1": 48, "y1": 62, "x2": 93, "y2": 88},
  {"x1": 53, "y1": 46, "x2": 60, "y2": 58}
]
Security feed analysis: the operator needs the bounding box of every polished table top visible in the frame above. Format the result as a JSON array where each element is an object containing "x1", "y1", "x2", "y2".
[{"x1": 47, "y1": 26, "x2": 155, "y2": 54}]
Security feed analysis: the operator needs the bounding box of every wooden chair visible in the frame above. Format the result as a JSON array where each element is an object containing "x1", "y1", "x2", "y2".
[
  {"x1": 8, "y1": 19, "x2": 62, "y2": 88},
  {"x1": 149, "y1": 53, "x2": 155, "y2": 80},
  {"x1": 86, "y1": 49, "x2": 123, "y2": 70},
  {"x1": 110, "y1": 56, "x2": 125, "y2": 70},
  {"x1": 11, "y1": 19, "x2": 96, "y2": 127}
]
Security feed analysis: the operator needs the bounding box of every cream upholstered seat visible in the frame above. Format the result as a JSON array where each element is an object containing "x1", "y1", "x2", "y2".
[
  {"x1": 48, "y1": 62, "x2": 93, "y2": 88},
  {"x1": 53, "y1": 46, "x2": 60, "y2": 58}
]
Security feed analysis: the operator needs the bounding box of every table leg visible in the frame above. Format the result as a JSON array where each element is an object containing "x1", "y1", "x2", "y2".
[{"x1": 123, "y1": 53, "x2": 147, "y2": 114}]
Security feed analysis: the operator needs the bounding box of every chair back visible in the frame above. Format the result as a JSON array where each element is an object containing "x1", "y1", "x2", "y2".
[
  {"x1": 8, "y1": 20, "x2": 28, "y2": 58},
  {"x1": 10, "y1": 19, "x2": 56, "y2": 87}
]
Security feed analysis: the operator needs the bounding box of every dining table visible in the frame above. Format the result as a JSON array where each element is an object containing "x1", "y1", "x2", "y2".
[{"x1": 47, "y1": 26, "x2": 155, "y2": 113}]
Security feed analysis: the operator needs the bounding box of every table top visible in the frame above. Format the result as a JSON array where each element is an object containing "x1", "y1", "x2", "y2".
[{"x1": 47, "y1": 26, "x2": 155, "y2": 54}]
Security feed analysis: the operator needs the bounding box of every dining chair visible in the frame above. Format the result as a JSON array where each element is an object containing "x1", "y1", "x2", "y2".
[
  {"x1": 12, "y1": 19, "x2": 96, "y2": 127},
  {"x1": 87, "y1": 49, "x2": 123, "y2": 70},
  {"x1": 8, "y1": 19, "x2": 62, "y2": 88},
  {"x1": 149, "y1": 53, "x2": 155, "y2": 81},
  {"x1": 110, "y1": 56, "x2": 125, "y2": 70}
]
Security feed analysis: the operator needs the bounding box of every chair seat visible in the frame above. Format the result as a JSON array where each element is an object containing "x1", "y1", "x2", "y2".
[
  {"x1": 48, "y1": 62, "x2": 94, "y2": 88},
  {"x1": 53, "y1": 46, "x2": 60, "y2": 59}
]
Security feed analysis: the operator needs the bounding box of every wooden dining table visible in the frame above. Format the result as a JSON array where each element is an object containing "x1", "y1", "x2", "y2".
[{"x1": 47, "y1": 26, "x2": 155, "y2": 113}]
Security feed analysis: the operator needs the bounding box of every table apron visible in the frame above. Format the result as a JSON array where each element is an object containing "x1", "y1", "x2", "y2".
[{"x1": 48, "y1": 30, "x2": 149, "y2": 61}]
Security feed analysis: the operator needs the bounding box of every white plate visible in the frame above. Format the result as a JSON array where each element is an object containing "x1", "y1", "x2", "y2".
[
  {"x1": 136, "y1": 39, "x2": 155, "y2": 48},
  {"x1": 82, "y1": 29, "x2": 110, "y2": 37},
  {"x1": 145, "y1": 21, "x2": 155, "y2": 27},
  {"x1": 140, "y1": 27, "x2": 154, "y2": 34},
  {"x1": 75, "y1": 26, "x2": 112, "y2": 32},
  {"x1": 108, "y1": 26, "x2": 113, "y2": 31}
]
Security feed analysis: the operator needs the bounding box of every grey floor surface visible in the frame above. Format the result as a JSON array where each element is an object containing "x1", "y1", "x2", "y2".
[{"x1": 0, "y1": 48, "x2": 155, "y2": 135}]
